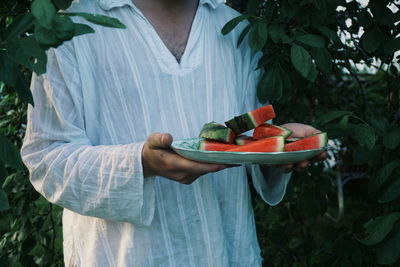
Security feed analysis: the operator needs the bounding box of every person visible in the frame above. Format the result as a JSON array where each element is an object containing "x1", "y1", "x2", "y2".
[{"x1": 21, "y1": 0, "x2": 327, "y2": 266}]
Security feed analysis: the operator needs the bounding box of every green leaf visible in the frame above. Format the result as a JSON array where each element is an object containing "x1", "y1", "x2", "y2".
[
  {"x1": 64, "y1": 12, "x2": 127, "y2": 29},
  {"x1": 15, "y1": 71, "x2": 34, "y2": 106},
  {"x1": 297, "y1": 34, "x2": 325, "y2": 48},
  {"x1": 269, "y1": 23, "x2": 284, "y2": 43},
  {"x1": 0, "y1": 189, "x2": 10, "y2": 212},
  {"x1": 313, "y1": 25, "x2": 341, "y2": 43},
  {"x1": 317, "y1": 110, "x2": 352, "y2": 125},
  {"x1": 257, "y1": 68, "x2": 282, "y2": 102},
  {"x1": 5, "y1": 13, "x2": 34, "y2": 40},
  {"x1": 263, "y1": 0, "x2": 276, "y2": 22},
  {"x1": 290, "y1": 44, "x2": 315, "y2": 81},
  {"x1": 34, "y1": 22, "x2": 60, "y2": 47},
  {"x1": 352, "y1": 124, "x2": 376, "y2": 150},
  {"x1": 306, "y1": 62, "x2": 318, "y2": 82},
  {"x1": 0, "y1": 134, "x2": 23, "y2": 171},
  {"x1": 370, "y1": 160, "x2": 400, "y2": 190},
  {"x1": 246, "y1": 0, "x2": 262, "y2": 14},
  {"x1": 31, "y1": 0, "x2": 57, "y2": 30},
  {"x1": 376, "y1": 227, "x2": 400, "y2": 265},
  {"x1": 379, "y1": 177, "x2": 400, "y2": 203},
  {"x1": 370, "y1": 116, "x2": 389, "y2": 135},
  {"x1": 310, "y1": 47, "x2": 332, "y2": 73},
  {"x1": 358, "y1": 212, "x2": 400, "y2": 246},
  {"x1": 357, "y1": 10, "x2": 373, "y2": 28},
  {"x1": 383, "y1": 37, "x2": 400, "y2": 55},
  {"x1": 390, "y1": 65, "x2": 399, "y2": 76},
  {"x1": 237, "y1": 23, "x2": 252, "y2": 47},
  {"x1": 339, "y1": 115, "x2": 350, "y2": 129},
  {"x1": 361, "y1": 28, "x2": 384, "y2": 53},
  {"x1": 256, "y1": 55, "x2": 272, "y2": 70},
  {"x1": 279, "y1": 67, "x2": 292, "y2": 89},
  {"x1": 379, "y1": 10, "x2": 400, "y2": 25},
  {"x1": 53, "y1": 15, "x2": 75, "y2": 41},
  {"x1": 248, "y1": 22, "x2": 268, "y2": 52},
  {"x1": 73, "y1": 23, "x2": 95, "y2": 36},
  {"x1": 52, "y1": 0, "x2": 73, "y2": 10},
  {"x1": 298, "y1": 185, "x2": 321, "y2": 218},
  {"x1": 383, "y1": 128, "x2": 400, "y2": 149},
  {"x1": 353, "y1": 145, "x2": 383, "y2": 165},
  {"x1": 221, "y1": 15, "x2": 249, "y2": 35},
  {"x1": 0, "y1": 51, "x2": 18, "y2": 87},
  {"x1": 0, "y1": 163, "x2": 7, "y2": 187},
  {"x1": 7, "y1": 36, "x2": 47, "y2": 75}
]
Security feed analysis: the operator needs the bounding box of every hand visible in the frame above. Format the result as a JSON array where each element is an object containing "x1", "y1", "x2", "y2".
[
  {"x1": 274, "y1": 123, "x2": 327, "y2": 172},
  {"x1": 141, "y1": 133, "x2": 231, "y2": 184}
]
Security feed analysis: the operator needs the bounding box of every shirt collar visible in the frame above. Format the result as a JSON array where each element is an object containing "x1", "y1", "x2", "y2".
[{"x1": 97, "y1": 0, "x2": 224, "y2": 11}]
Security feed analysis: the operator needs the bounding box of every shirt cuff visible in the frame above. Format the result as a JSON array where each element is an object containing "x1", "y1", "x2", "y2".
[
  {"x1": 135, "y1": 142, "x2": 155, "y2": 226},
  {"x1": 250, "y1": 164, "x2": 291, "y2": 206}
]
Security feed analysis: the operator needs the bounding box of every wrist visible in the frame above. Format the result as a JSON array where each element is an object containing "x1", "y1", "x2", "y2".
[{"x1": 141, "y1": 144, "x2": 155, "y2": 178}]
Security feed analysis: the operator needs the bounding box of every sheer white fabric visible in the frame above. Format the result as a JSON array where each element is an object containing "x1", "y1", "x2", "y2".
[{"x1": 21, "y1": 0, "x2": 291, "y2": 266}]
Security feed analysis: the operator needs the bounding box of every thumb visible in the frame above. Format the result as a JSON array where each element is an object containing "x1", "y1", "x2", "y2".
[{"x1": 147, "y1": 133, "x2": 173, "y2": 149}]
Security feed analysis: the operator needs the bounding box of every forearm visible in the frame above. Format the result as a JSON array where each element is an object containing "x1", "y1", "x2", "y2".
[{"x1": 21, "y1": 139, "x2": 155, "y2": 225}]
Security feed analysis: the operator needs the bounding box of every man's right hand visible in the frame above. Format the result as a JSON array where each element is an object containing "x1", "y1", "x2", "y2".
[{"x1": 141, "y1": 133, "x2": 230, "y2": 184}]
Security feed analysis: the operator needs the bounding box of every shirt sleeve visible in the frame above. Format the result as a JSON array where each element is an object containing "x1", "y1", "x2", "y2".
[
  {"x1": 239, "y1": 44, "x2": 292, "y2": 206},
  {"x1": 20, "y1": 42, "x2": 155, "y2": 226}
]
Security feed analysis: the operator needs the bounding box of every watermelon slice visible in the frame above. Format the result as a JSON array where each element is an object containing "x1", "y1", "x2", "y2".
[
  {"x1": 235, "y1": 135, "x2": 256, "y2": 145},
  {"x1": 199, "y1": 121, "x2": 236, "y2": 143},
  {"x1": 226, "y1": 136, "x2": 284, "y2": 152},
  {"x1": 253, "y1": 123, "x2": 293, "y2": 139},
  {"x1": 285, "y1": 132, "x2": 327, "y2": 152},
  {"x1": 199, "y1": 140, "x2": 238, "y2": 151},
  {"x1": 225, "y1": 105, "x2": 276, "y2": 134}
]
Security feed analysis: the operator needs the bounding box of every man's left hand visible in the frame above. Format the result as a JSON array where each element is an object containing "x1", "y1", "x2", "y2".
[{"x1": 268, "y1": 122, "x2": 328, "y2": 173}]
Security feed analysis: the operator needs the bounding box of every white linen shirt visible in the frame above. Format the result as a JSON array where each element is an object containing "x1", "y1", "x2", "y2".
[{"x1": 21, "y1": 0, "x2": 291, "y2": 266}]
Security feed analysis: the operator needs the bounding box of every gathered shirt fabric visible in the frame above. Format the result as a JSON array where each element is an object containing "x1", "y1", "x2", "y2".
[{"x1": 21, "y1": 0, "x2": 291, "y2": 266}]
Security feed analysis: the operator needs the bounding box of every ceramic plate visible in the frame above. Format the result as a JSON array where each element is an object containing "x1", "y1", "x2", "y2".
[{"x1": 171, "y1": 138, "x2": 326, "y2": 165}]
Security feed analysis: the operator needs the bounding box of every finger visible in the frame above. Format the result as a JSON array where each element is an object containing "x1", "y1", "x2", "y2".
[
  {"x1": 226, "y1": 164, "x2": 241, "y2": 168},
  {"x1": 147, "y1": 132, "x2": 173, "y2": 149},
  {"x1": 314, "y1": 151, "x2": 328, "y2": 161},
  {"x1": 180, "y1": 175, "x2": 200, "y2": 185},
  {"x1": 306, "y1": 126, "x2": 321, "y2": 136},
  {"x1": 294, "y1": 160, "x2": 310, "y2": 171},
  {"x1": 310, "y1": 126, "x2": 321, "y2": 134},
  {"x1": 178, "y1": 161, "x2": 228, "y2": 175},
  {"x1": 162, "y1": 153, "x2": 229, "y2": 175}
]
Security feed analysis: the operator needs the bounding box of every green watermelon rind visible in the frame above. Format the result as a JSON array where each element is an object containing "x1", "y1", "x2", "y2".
[
  {"x1": 234, "y1": 135, "x2": 254, "y2": 145},
  {"x1": 225, "y1": 113, "x2": 257, "y2": 134},
  {"x1": 279, "y1": 126, "x2": 293, "y2": 139},
  {"x1": 225, "y1": 105, "x2": 275, "y2": 134},
  {"x1": 199, "y1": 121, "x2": 235, "y2": 143}
]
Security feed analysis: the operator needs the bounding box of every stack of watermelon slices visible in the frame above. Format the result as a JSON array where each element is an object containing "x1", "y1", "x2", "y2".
[{"x1": 198, "y1": 104, "x2": 327, "y2": 152}]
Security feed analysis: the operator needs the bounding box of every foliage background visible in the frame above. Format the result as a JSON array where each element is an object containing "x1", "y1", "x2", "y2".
[{"x1": 1, "y1": 0, "x2": 400, "y2": 266}]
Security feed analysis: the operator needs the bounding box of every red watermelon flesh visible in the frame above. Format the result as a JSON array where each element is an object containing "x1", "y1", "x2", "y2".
[
  {"x1": 235, "y1": 135, "x2": 256, "y2": 145},
  {"x1": 225, "y1": 105, "x2": 276, "y2": 134},
  {"x1": 199, "y1": 140, "x2": 238, "y2": 151},
  {"x1": 285, "y1": 132, "x2": 327, "y2": 152},
  {"x1": 251, "y1": 105, "x2": 276, "y2": 126},
  {"x1": 253, "y1": 123, "x2": 293, "y2": 139},
  {"x1": 226, "y1": 136, "x2": 284, "y2": 152}
]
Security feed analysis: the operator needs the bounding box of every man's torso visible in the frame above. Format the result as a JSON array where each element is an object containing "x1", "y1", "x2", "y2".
[{"x1": 60, "y1": 0, "x2": 262, "y2": 266}]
